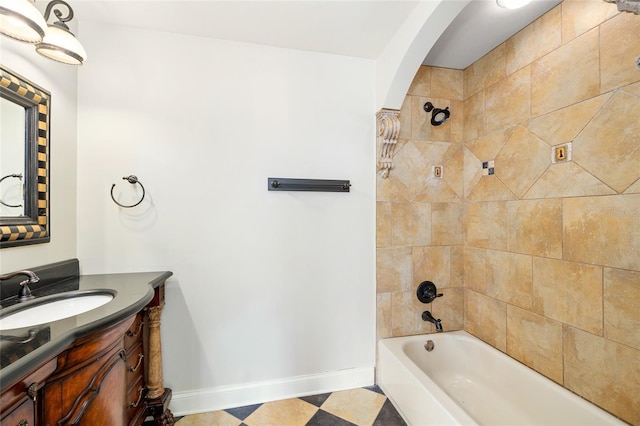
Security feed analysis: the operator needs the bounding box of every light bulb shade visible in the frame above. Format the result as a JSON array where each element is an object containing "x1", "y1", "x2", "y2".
[
  {"x1": 496, "y1": 0, "x2": 532, "y2": 9},
  {"x1": 35, "y1": 24, "x2": 86, "y2": 65},
  {"x1": 0, "y1": 0, "x2": 47, "y2": 43}
]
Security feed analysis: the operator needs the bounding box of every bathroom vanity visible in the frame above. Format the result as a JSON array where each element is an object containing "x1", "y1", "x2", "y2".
[{"x1": 0, "y1": 259, "x2": 174, "y2": 425}]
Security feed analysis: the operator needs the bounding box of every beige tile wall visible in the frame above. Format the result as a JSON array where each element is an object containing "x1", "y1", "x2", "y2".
[{"x1": 376, "y1": 2, "x2": 640, "y2": 423}]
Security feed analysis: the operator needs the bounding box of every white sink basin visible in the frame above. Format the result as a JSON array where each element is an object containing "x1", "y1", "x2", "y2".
[{"x1": 0, "y1": 291, "x2": 114, "y2": 330}]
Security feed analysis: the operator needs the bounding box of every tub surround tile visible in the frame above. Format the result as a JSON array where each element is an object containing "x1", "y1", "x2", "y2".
[
  {"x1": 465, "y1": 169, "x2": 517, "y2": 202},
  {"x1": 412, "y1": 180, "x2": 461, "y2": 204},
  {"x1": 563, "y1": 195, "x2": 640, "y2": 270},
  {"x1": 524, "y1": 162, "x2": 616, "y2": 199},
  {"x1": 486, "y1": 250, "x2": 533, "y2": 310},
  {"x1": 432, "y1": 287, "x2": 464, "y2": 332},
  {"x1": 376, "y1": 171, "x2": 409, "y2": 203},
  {"x1": 391, "y1": 290, "x2": 431, "y2": 336},
  {"x1": 532, "y1": 257, "x2": 603, "y2": 335},
  {"x1": 450, "y1": 246, "x2": 464, "y2": 288},
  {"x1": 443, "y1": 144, "x2": 465, "y2": 198},
  {"x1": 413, "y1": 246, "x2": 450, "y2": 289},
  {"x1": 464, "y1": 201, "x2": 508, "y2": 250},
  {"x1": 465, "y1": 127, "x2": 513, "y2": 163},
  {"x1": 462, "y1": 148, "x2": 483, "y2": 199},
  {"x1": 431, "y1": 67, "x2": 464, "y2": 101},
  {"x1": 622, "y1": 80, "x2": 640, "y2": 97},
  {"x1": 600, "y1": 12, "x2": 640, "y2": 93},
  {"x1": 432, "y1": 203, "x2": 463, "y2": 246},
  {"x1": 484, "y1": 67, "x2": 531, "y2": 134},
  {"x1": 525, "y1": 94, "x2": 610, "y2": 147},
  {"x1": 407, "y1": 66, "x2": 431, "y2": 97},
  {"x1": 376, "y1": 247, "x2": 412, "y2": 294},
  {"x1": 376, "y1": 202, "x2": 392, "y2": 248},
  {"x1": 572, "y1": 91, "x2": 640, "y2": 193},
  {"x1": 464, "y1": 43, "x2": 506, "y2": 98},
  {"x1": 625, "y1": 178, "x2": 640, "y2": 194},
  {"x1": 391, "y1": 202, "x2": 431, "y2": 246},
  {"x1": 462, "y1": 91, "x2": 484, "y2": 141},
  {"x1": 506, "y1": 199, "x2": 563, "y2": 259},
  {"x1": 505, "y1": 6, "x2": 561, "y2": 75},
  {"x1": 388, "y1": 142, "x2": 434, "y2": 201},
  {"x1": 376, "y1": 293, "x2": 392, "y2": 340},
  {"x1": 466, "y1": 290, "x2": 507, "y2": 352},
  {"x1": 494, "y1": 125, "x2": 548, "y2": 198},
  {"x1": 531, "y1": 28, "x2": 600, "y2": 116},
  {"x1": 506, "y1": 305, "x2": 563, "y2": 384},
  {"x1": 564, "y1": 327, "x2": 640, "y2": 425},
  {"x1": 561, "y1": 0, "x2": 618, "y2": 43},
  {"x1": 604, "y1": 268, "x2": 640, "y2": 350},
  {"x1": 412, "y1": 144, "x2": 464, "y2": 203},
  {"x1": 463, "y1": 247, "x2": 487, "y2": 294},
  {"x1": 448, "y1": 99, "x2": 465, "y2": 144},
  {"x1": 390, "y1": 141, "x2": 462, "y2": 203}
]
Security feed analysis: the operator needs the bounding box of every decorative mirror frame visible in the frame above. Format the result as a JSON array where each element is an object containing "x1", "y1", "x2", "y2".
[{"x1": 0, "y1": 66, "x2": 51, "y2": 248}]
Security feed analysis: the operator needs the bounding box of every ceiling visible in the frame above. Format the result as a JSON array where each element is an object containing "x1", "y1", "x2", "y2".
[
  {"x1": 72, "y1": 0, "x2": 561, "y2": 70},
  {"x1": 424, "y1": 0, "x2": 561, "y2": 69}
]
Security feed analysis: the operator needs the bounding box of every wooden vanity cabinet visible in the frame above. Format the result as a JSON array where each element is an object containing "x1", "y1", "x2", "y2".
[
  {"x1": 39, "y1": 317, "x2": 134, "y2": 425},
  {"x1": 0, "y1": 280, "x2": 174, "y2": 426},
  {"x1": 0, "y1": 358, "x2": 57, "y2": 426}
]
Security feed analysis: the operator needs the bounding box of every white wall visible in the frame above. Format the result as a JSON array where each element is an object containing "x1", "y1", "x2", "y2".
[
  {"x1": 0, "y1": 38, "x2": 78, "y2": 272},
  {"x1": 76, "y1": 21, "x2": 376, "y2": 414}
]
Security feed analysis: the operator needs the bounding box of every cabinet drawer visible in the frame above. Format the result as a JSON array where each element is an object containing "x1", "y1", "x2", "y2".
[
  {"x1": 0, "y1": 396, "x2": 34, "y2": 426},
  {"x1": 125, "y1": 375, "x2": 146, "y2": 422},
  {"x1": 126, "y1": 342, "x2": 145, "y2": 387},
  {"x1": 124, "y1": 312, "x2": 144, "y2": 350}
]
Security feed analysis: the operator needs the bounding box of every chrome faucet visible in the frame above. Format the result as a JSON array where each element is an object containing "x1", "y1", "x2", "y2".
[
  {"x1": 0, "y1": 270, "x2": 39, "y2": 301},
  {"x1": 422, "y1": 310, "x2": 443, "y2": 333}
]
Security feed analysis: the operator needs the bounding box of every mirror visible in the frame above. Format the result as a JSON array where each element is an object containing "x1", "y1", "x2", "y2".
[{"x1": 0, "y1": 66, "x2": 51, "y2": 248}]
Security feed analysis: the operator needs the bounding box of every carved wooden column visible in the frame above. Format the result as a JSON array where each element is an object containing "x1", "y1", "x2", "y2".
[
  {"x1": 144, "y1": 283, "x2": 175, "y2": 425},
  {"x1": 146, "y1": 304, "x2": 165, "y2": 398},
  {"x1": 376, "y1": 108, "x2": 401, "y2": 178}
]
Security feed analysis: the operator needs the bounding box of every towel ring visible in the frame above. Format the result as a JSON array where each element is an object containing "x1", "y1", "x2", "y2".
[
  {"x1": 0, "y1": 173, "x2": 23, "y2": 208},
  {"x1": 111, "y1": 175, "x2": 145, "y2": 208}
]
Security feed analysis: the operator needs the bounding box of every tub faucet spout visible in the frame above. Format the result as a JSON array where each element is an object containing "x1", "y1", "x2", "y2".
[
  {"x1": 0, "y1": 270, "x2": 39, "y2": 301},
  {"x1": 422, "y1": 310, "x2": 443, "y2": 332}
]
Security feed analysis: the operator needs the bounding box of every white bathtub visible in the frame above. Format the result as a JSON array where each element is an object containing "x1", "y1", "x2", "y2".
[{"x1": 378, "y1": 331, "x2": 626, "y2": 425}]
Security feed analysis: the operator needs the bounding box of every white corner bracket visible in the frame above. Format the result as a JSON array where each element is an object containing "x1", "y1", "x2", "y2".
[
  {"x1": 376, "y1": 108, "x2": 401, "y2": 179},
  {"x1": 603, "y1": 0, "x2": 640, "y2": 14}
]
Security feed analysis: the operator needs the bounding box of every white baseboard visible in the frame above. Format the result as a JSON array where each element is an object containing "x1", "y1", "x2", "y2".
[{"x1": 170, "y1": 366, "x2": 374, "y2": 417}]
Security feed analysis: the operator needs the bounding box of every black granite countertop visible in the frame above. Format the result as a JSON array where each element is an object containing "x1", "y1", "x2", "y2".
[{"x1": 0, "y1": 261, "x2": 172, "y2": 389}]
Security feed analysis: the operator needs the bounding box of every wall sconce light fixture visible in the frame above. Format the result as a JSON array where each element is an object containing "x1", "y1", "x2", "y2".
[
  {"x1": 496, "y1": 0, "x2": 532, "y2": 9},
  {"x1": 0, "y1": 0, "x2": 47, "y2": 42},
  {"x1": 0, "y1": 0, "x2": 86, "y2": 65}
]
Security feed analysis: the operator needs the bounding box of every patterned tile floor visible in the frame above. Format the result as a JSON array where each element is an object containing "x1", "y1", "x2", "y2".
[{"x1": 176, "y1": 385, "x2": 406, "y2": 426}]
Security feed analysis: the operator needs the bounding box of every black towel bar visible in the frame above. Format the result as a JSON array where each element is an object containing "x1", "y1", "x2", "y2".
[{"x1": 267, "y1": 178, "x2": 351, "y2": 192}]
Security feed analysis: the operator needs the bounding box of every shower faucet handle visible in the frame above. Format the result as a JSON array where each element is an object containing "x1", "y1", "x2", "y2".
[{"x1": 416, "y1": 281, "x2": 443, "y2": 304}]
